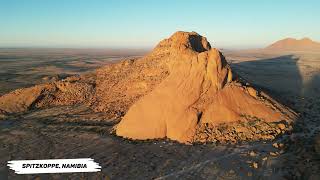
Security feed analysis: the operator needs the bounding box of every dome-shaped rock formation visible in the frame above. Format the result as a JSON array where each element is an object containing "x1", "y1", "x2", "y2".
[
  {"x1": 0, "y1": 31, "x2": 297, "y2": 144},
  {"x1": 116, "y1": 31, "x2": 296, "y2": 143}
]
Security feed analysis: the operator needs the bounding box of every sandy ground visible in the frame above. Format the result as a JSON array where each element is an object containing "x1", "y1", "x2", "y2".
[{"x1": 0, "y1": 49, "x2": 320, "y2": 179}]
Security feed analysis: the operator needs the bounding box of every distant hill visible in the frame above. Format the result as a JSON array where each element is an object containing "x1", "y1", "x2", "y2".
[{"x1": 265, "y1": 37, "x2": 320, "y2": 51}]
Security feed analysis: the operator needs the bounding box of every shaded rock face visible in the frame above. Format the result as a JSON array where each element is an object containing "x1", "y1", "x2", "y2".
[{"x1": 116, "y1": 31, "x2": 296, "y2": 143}]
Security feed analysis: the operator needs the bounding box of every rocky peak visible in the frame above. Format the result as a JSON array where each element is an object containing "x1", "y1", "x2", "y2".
[{"x1": 153, "y1": 31, "x2": 211, "y2": 54}]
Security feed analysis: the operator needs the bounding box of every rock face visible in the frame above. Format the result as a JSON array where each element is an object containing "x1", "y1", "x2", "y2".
[
  {"x1": 265, "y1": 37, "x2": 320, "y2": 51},
  {"x1": 116, "y1": 31, "x2": 296, "y2": 143}
]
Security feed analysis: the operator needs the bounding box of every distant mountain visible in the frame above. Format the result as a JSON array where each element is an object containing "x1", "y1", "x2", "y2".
[{"x1": 265, "y1": 37, "x2": 320, "y2": 51}]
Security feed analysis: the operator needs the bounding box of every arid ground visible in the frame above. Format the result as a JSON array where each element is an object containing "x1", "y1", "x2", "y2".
[{"x1": 0, "y1": 48, "x2": 319, "y2": 179}]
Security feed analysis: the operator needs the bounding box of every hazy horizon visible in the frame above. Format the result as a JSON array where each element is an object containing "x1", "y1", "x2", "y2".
[{"x1": 1, "y1": 0, "x2": 319, "y2": 49}]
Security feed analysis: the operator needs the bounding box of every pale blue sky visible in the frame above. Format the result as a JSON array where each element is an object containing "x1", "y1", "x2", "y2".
[{"x1": 0, "y1": 0, "x2": 319, "y2": 49}]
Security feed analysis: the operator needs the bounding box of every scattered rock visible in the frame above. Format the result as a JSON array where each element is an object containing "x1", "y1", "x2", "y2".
[
  {"x1": 279, "y1": 143, "x2": 284, "y2": 148},
  {"x1": 0, "y1": 109, "x2": 6, "y2": 119},
  {"x1": 252, "y1": 162, "x2": 258, "y2": 169},
  {"x1": 278, "y1": 123, "x2": 286, "y2": 130},
  {"x1": 249, "y1": 151, "x2": 257, "y2": 157},
  {"x1": 193, "y1": 119, "x2": 289, "y2": 144},
  {"x1": 272, "y1": 143, "x2": 279, "y2": 148},
  {"x1": 247, "y1": 87, "x2": 257, "y2": 98},
  {"x1": 269, "y1": 152, "x2": 279, "y2": 156}
]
